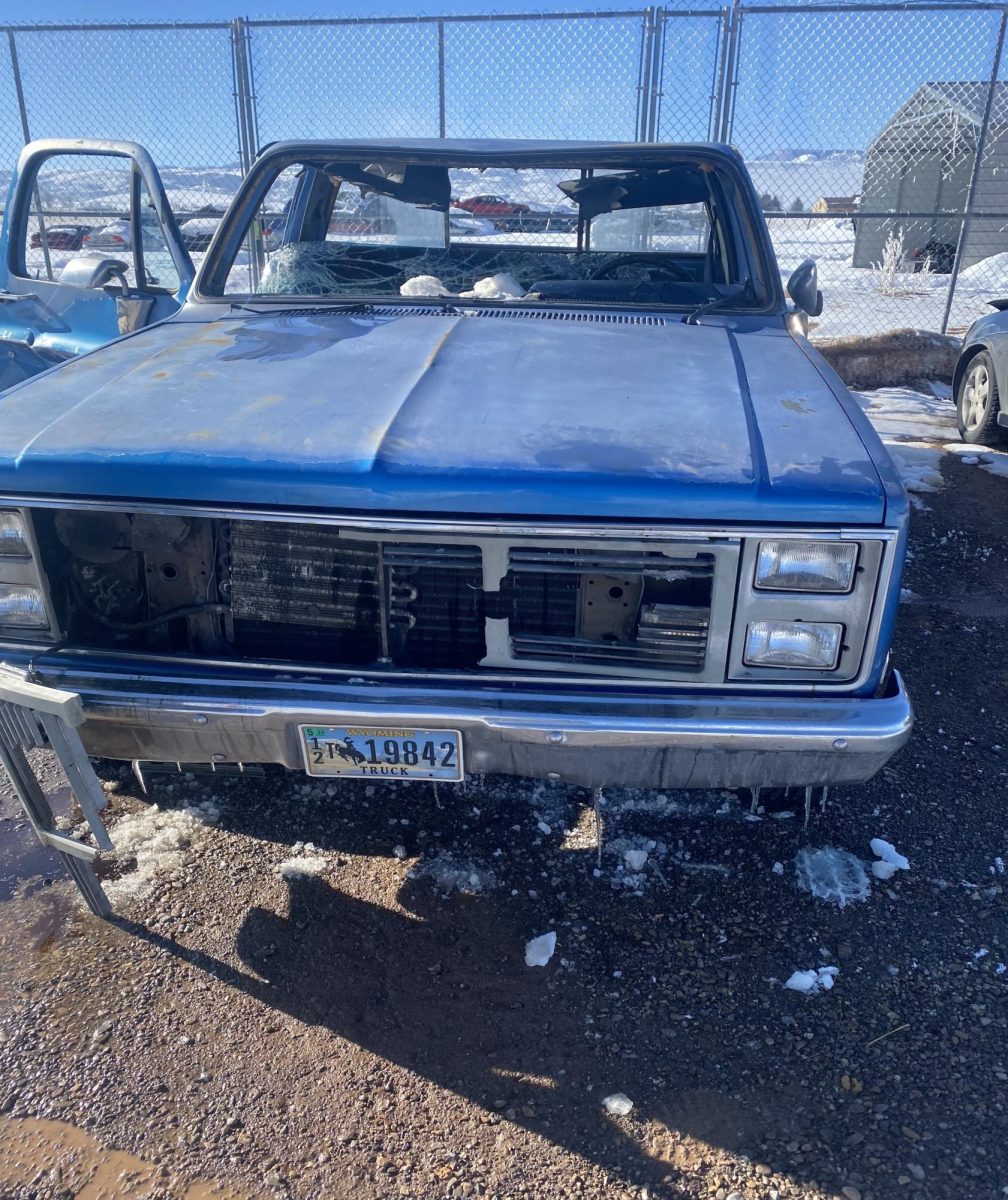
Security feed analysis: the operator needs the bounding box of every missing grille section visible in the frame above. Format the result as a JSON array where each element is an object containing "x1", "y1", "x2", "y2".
[
  {"x1": 505, "y1": 547, "x2": 713, "y2": 673},
  {"x1": 227, "y1": 523, "x2": 486, "y2": 668}
]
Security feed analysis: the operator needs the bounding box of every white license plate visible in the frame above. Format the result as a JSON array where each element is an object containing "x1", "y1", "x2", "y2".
[{"x1": 299, "y1": 725, "x2": 463, "y2": 781}]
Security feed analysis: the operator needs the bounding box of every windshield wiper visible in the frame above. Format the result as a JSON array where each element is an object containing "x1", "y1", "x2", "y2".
[
  {"x1": 228, "y1": 300, "x2": 375, "y2": 315},
  {"x1": 684, "y1": 284, "x2": 748, "y2": 325}
]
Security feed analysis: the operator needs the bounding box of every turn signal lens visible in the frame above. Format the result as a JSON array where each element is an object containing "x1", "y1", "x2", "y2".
[{"x1": 0, "y1": 583, "x2": 48, "y2": 628}]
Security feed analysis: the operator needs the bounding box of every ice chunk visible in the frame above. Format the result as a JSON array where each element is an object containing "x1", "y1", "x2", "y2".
[
  {"x1": 772, "y1": 861, "x2": 784, "y2": 876},
  {"x1": 400, "y1": 274, "x2": 451, "y2": 297},
  {"x1": 785, "y1": 966, "x2": 839, "y2": 994},
  {"x1": 601, "y1": 1093, "x2": 633, "y2": 1116},
  {"x1": 870, "y1": 837, "x2": 909, "y2": 871},
  {"x1": 795, "y1": 847, "x2": 870, "y2": 907},
  {"x1": 871, "y1": 859, "x2": 900, "y2": 880},
  {"x1": 459, "y1": 272, "x2": 525, "y2": 300},
  {"x1": 623, "y1": 848, "x2": 649, "y2": 872},
  {"x1": 524, "y1": 931, "x2": 557, "y2": 967}
]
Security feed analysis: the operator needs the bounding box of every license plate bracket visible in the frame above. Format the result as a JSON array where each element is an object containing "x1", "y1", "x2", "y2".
[{"x1": 299, "y1": 725, "x2": 463, "y2": 782}]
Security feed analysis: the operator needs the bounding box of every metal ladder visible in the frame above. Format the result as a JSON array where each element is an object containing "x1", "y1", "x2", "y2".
[{"x1": 0, "y1": 664, "x2": 113, "y2": 917}]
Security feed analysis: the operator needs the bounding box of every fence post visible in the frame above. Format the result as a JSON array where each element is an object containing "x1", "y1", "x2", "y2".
[
  {"x1": 646, "y1": 7, "x2": 666, "y2": 141},
  {"x1": 231, "y1": 17, "x2": 257, "y2": 174},
  {"x1": 7, "y1": 29, "x2": 52, "y2": 280},
  {"x1": 636, "y1": 8, "x2": 656, "y2": 141},
  {"x1": 713, "y1": 0, "x2": 742, "y2": 143},
  {"x1": 434, "y1": 20, "x2": 446, "y2": 138},
  {"x1": 941, "y1": 10, "x2": 1008, "y2": 335}
]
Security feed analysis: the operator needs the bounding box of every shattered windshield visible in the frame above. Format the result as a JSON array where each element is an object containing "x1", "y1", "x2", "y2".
[{"x1": 206, "y1": 155, "x2": 770, "y2": 311}]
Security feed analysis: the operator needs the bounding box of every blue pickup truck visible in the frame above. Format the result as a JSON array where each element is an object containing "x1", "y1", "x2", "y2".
[{"x1": 0, "y1": 138, "x2": 912, "y2": 910}]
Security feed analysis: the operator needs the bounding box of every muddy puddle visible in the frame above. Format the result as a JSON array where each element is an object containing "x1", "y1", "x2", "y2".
[
  {"x1": 1, "y1": 750, "x2": 76, "y2": 902},
  {"x1": 0, "y1": 1115, "x2": 256, "y2": 1198}
]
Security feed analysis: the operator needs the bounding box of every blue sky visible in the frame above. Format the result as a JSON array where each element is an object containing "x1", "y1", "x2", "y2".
[
  {"x1": 3, "y1": 2, "x2": 1005, "y2": 176},
  {"x1": 27, "y1": 0, "x2": 645, "y2": 18}
]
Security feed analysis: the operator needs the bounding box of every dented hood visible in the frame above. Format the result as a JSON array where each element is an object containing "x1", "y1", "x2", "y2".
[{"x1": 0, "y1": 309, "x2": 886, "y2": 523}]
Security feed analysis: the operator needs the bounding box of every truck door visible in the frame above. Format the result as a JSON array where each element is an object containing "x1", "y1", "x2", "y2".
[{"x1": 0, "y1": 139, "x2": 195, "y2": 391}]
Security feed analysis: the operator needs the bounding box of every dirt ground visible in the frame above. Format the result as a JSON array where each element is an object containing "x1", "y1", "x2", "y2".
[{"x1": 1, "y1": 455, "x2": 1006, "y2": 1200}]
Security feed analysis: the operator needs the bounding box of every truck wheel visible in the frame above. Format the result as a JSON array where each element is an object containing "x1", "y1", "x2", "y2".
[{"x1": 957, "y1": 351, "x2": 1006, "y2": 445}]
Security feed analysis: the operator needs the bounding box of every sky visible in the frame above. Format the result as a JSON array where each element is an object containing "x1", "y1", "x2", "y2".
[
  {"x1": 0, "y1": 1, "x2": 1004, "y2": 180},
  {"x1": 22, "y1": 0, "x2": 645, "y2": 18}
]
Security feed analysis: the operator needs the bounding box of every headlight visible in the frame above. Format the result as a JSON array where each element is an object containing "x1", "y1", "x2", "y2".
[
  {"x1": 0, "y1": 583, "x2": 48, "y2": 628},
  {"x1": 755, "y1": 540, "x2": 858, "y2": 593},
  {"x1": 0, "y1": 511, "x2": 30, "y2": 557},
  {"x1": 744, "y1": 620, "x2": 842, "y2": 669}
]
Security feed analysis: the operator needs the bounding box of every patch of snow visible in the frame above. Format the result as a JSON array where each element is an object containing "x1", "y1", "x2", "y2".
[
  {"x1": 400, "y1": 274, "x2": 451, "y2": 297},
  {"x1": 106, "y1": 800, "x2": 220, "y2": 901},
  {"x1": 525, "y1": 931, "x2": 557, "y2": 968},
  {"x1": 408, "y1": 851, "x2": 497, "y2": 895},
  {"x1": 785, "y1": 965, "x2": 840, "y2": 994},
  {"x1": 459, "y1": 271, "x2": 524, "y2": 300},
  {"x1": 277, "y1": 855, "x2": 328, "y2": 880},
  {"x1": 795, "y1": 846, "x2": 871, "y2": 907},
  {"x1": 601, "y1": 1092, "x2": 633, "y2": 1116}
]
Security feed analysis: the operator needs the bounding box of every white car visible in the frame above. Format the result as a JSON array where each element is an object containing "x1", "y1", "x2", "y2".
[{"x1": 83, "y1": 219, "x2": 165, "y2": 252}]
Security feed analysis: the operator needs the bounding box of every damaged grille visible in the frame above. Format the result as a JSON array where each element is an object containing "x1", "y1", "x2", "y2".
[
  {"x1": 37, "y1": 508, "x2": 722, "y2": 680},
  {"x1": 505, "y1": 548, "x2": 713, "y2": 672}
]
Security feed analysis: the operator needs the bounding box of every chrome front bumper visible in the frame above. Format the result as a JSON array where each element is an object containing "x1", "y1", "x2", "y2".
[{"x1": 0, "y1": 655, "x2": 913, "y2": 791}]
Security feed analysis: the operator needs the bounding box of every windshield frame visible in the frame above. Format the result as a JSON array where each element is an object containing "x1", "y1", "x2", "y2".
[{"x1": 194, "y1": 140, "x2": 784, "y2": 316}]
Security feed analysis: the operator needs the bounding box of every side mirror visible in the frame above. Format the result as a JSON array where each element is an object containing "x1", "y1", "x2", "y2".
[
  {"x1": 58, "y1": 256, "x2": 130, "y2": 291},
  {"x1": 786, "y1": 258, "x2": 823, "y2": 317}
]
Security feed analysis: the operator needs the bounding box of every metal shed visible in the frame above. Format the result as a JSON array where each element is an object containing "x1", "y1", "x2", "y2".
[{"x1": 853, "y1": 81, "x2": 1008, "y2": 270}]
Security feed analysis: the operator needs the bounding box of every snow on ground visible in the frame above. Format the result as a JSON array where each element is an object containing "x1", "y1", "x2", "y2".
[
  {"x1": 856, "y1": 384, "x2": 1008, "y2": 502},
  {"x1": 407, "y1": 851, "x2": 498, "y2": 896},
  {"x1": 784, "y1": 965, "x2": 840, "y2": 994},
  {"x1": 277, "y1": 854, "x2": 329, "y2": 880},
  {"x1": 105, "y1": 799, "x2": 220, "y2": 902}
]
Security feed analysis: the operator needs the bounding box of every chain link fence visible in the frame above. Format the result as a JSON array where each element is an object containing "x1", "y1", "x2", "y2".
[{"x1": 3, "y1": 3, "x2": 1008, "y2": 338}]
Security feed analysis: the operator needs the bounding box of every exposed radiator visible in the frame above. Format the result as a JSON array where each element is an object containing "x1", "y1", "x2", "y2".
[{"x1": 224, "y1": 521, "x2": 714, "y2": 676}]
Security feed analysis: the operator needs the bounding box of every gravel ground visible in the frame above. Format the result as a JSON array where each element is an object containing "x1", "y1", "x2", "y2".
[{"x1": 0, "y1": 455, "x2": 1006, "y2": 1200}]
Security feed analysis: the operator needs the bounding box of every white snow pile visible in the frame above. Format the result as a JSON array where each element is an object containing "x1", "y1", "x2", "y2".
[
  {"x1": 795, "y1": 846, "x2": 871, "y2": 907},
  {"x1": 524, "y1": 931, "x2": 557, "y2": 968},
  {"x1": 855, "y1": 385, "x2": 1008, "y2": 495},
  {"x1": 408, "y1": 851, "x2": 497, "y2": 896},
  {"x1": 601, "y1": 1093, "x2": 634, "y2": 1116},
  {"x1": 785, "y1": 965, "x2": 839, "y2": 994},
  {"x1": 400, "y1": 272, "x2": 527, "y2": 302},
  {"x1": 459, "y1": 272, "x2": 524, "y2": 300},
  {"x1": 960, "y1": 251, "x2": 1008, "y2": 293},
  {"x1": 277, "y1": 851, "x2": 329, "y2": 880},
  {"x1": 106, "y1": 799, "x2": 221, "y2": 901},
  {"x1": 870, "y1": 837, "x2": 910, "y2": 880},
  {"x1": 400, "y1": 274, "x2": 452, "y2": 298}
]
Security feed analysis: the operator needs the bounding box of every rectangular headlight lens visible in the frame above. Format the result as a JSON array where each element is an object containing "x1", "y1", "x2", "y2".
[
  {"x1": 755, "y1": 540, "x2": 858, "y2": 592},
  {"x1": 744, "y1": 620, "x2": 842, "y2": 669},
  {"x1": 0, "y1": 511, "x2": 30, "y2": 557},
  {"x1": 0, "y1": 583, "x2": 48, "y2": 628}
]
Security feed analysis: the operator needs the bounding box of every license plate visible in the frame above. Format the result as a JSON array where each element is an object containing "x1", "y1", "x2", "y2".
[{"x1": 299, "y1": 725, "x2": 463, "y2": 782}]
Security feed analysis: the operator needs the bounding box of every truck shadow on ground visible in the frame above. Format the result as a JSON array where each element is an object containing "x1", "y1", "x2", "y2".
[{"x1": 118, "y1": 853, "x2": 821, "y2": 1197}]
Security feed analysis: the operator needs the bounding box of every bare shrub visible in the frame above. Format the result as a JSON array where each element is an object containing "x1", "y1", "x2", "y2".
[{"x1": 872, "y1": 228, "x2": 932, "y2": 297}]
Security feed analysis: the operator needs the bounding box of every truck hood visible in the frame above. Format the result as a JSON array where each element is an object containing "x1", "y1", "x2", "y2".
[{"x1": 0, "y1": 309, "x2": 886, "y2": 523}]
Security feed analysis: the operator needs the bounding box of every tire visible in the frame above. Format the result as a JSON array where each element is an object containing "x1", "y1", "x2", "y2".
[{"x1": 956, "y1": 350, "x2": 1007, "y2": 445}]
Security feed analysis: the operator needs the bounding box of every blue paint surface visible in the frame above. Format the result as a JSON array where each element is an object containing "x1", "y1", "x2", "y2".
[{"x1": 0, "y1": 307, "x2": 889, "y2": 523}]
